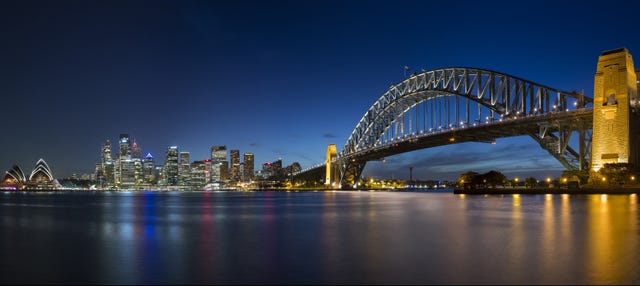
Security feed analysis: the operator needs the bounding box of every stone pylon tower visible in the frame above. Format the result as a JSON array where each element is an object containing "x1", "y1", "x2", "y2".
[
  {"x1": 591, "y1": 48, "x2": 640, "y2": 172},
  {"x1": 325, "y1": 144, "x2": 337, "y2": 186}
]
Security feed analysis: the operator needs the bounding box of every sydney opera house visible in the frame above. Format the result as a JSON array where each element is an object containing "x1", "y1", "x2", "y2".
[{"x1": 0, "y1": 159, "x2": 61, "y2": 190}]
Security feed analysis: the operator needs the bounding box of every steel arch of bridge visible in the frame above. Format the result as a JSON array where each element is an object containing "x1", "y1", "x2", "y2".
[{"x1": 331, "y1": 67, "x2": 593, "y2": 187}]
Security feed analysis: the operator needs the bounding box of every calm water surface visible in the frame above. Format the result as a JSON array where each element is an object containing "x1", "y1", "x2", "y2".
[{"x1": 0, "y1": 190, "x2": 638, "y2": 284}]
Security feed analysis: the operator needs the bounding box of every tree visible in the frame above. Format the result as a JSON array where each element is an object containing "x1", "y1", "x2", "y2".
[
  {"x1": 457, "y1": 171, "x2": 480, "y2": 190},
  {"x1": 599, "y1": 163, "x2": 638, "y2": 185},
  {"x1": 561, "y1": 169, "x2": 589, "y2": 185},
  {"x1": 482, "y1": 170, "x2": 507, "y2": 188},
  {"x1": 524, "y1": 177, "x2": 537, "y2": 188}
]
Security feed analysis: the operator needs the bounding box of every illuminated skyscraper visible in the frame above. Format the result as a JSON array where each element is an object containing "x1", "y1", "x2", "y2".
[
  {"x1": 190, "y1": 160, "x2": 209, "y2": 187},
  {"x1": 119, "y1": 134, "x2": 131, "y2": 159},
  {"x1": 101, "y1": 139, "x2": 114, "y2": 186},
  {"x1": 230, "y1": 149, "x2": 240, "y2": 182},
  {"x1": 142, "y1": 153, "x2": 156, "y2": 184},
  {"x1": 116, "y1": 134, "x2": 131, "y2": 186},
  {"x1": 120, "y1": 159, "x2": 135, "y2": 187},
  {"x1": 132, "y1": 139, "x2": 142, "y2": 159},
  {"x1": 165, "y1": 146, "x2": 179, "y2": 186},
  {"x1": 102, "y1": 140, "x2": 112, "y2": 165},
  {"x1": 179, "y1": 151, "x2": 190, "y2": 186},
  {"x1": 210, "y1": 146, "x2": 228, "y2": 182},
  {"x1": 243, "y1": 153, "x2": 254, "y2": 181}
]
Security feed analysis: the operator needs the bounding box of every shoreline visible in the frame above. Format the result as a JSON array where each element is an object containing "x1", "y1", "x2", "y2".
[{"x1": 453, "y1": 186, "x2": 640, "y2": 195}]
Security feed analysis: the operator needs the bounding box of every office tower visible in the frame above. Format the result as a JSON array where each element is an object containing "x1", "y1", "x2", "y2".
[
  {"x1": 261, "y1": 162, "x2": 273, "y2": 179},
  {"x1": 190, "y1": 160, "x2": 208, "y2": 187},
  {"x1": 143, "y1": 153, "x2": 156, "y2": 184},
  {"x1": 230, "y1": 149, "x2": 240, "y2": 182},
  {"x1": 119, "y1": 134, "x2": 131, "y2": 159},
  {"x1": 132, "y1": 139, "x2": 142, "y2": 159},
  {"x1": 272, "y1": 158, "x2": 283, "y2": 178},
  {"x1": 120, "y1": 159, "x2": 135, "y2": 187},
  {"x1": 165, "y1": 146, "x2": 179, "y2": 186},
  {"x1": 210, "y1": 146, "x2": 228, "y2": 182},
  {"x1": 115, "y1": 134, "x2": 131, "y2": 186},
  {"x1": 94, "y1": 163, "x2": 104, "y2": 187},
  {"x1": 243, "y1": 153, "x2": 254, "y2": 181},
  {"x1": 179, "y1": 151, "x2": 191, "y2": 186},
  {"x1": 101, "y1": 139, "x2": 114, "y2": 186},
  {"x1": 102, "y1": 140, "x2": 112, "y2": 165},
  {"x1": 134, "y1": 159, "x2": 143, "y2": 185}
]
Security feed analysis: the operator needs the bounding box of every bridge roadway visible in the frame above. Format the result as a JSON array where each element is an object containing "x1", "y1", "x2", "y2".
[{"x1": 293, "y1": 108, "x2": 593, "y2": 183}]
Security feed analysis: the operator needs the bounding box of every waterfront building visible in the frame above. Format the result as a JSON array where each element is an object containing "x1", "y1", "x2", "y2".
[
  {"x1": 115, "y1": 134, "x2": 131, "y2": 186},
  {"x1": 132, "y1": 139, "x2": 142, "y2": 159},
  {"x1": 119, "y1": 134, "x2": 132, "y2": 159},
  {"x1": 230, "y1": 149, "x2": 240, "y2": 182},
  {"x1": 164, "y1": 146, "x2": 179, "y2": 186},
  {"x1": 120, "y1": 159, "x2": 136, "y2": 187},
  {"x1": 155, "y1": 165, "x2": 164, "y2": 185},
  {"x1": 133, "y1": 158, "x2": 143, "y2": 185},
  {"x1": 272, "y1": 158, "x2": 283, "y2": 179},
  {"x1": 26, "y1": 159, "x2": 61, "y2": 189},
  {"x1": 210, "y1": 146, "x2": 228, "y2": 182},
  {"x1": 101, "y1": 139, "x2": 115, "y2": 186},
  {"x1": 260, "y1": 162, "x2": 274, "y2": 179},
  {"x1": 179, "y1": 151, "x2": 191, "y2": 186},
  {"x1": 284, "y1": 162, "x2": 302, "y2": 177},
  {"x1": 243, "y1": 153, "x2": 254, "y2": 182},
  {"x1": 190, "y1": 160, "x2": 210, "y2": 188},
  {"x1": 94, "y1": 163, "x2": 104, "y2": 187},
  {"x1": 1, "y1": 164, "x2": 27, "y2": 189},
  {"x1": 142, "y1": 153, "x2": 156, "y2": 184}
]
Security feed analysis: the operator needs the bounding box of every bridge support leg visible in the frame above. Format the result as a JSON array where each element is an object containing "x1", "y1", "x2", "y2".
[{"x1": 338, "y1": 159, "x2": 366, "y2": 189}]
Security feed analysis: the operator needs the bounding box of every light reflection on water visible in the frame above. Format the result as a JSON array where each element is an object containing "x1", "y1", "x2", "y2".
[{"x1": 0, "y1": 191, "x2": 638, "y2": 284}]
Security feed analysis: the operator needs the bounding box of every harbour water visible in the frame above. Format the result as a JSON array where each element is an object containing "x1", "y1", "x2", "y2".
[{"x1": 0, "y1": 190, "x2": 638, "y2": 284}]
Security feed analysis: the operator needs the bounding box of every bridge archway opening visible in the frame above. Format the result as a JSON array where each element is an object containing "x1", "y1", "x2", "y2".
[{"x1": 359, "y1": 136, "x2": 569, "y2": 183}]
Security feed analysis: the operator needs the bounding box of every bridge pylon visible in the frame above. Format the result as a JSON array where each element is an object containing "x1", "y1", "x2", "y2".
[
  {"x1": 591, "y1": 48, "x2": 640, "y2": 172},
  {"x1": 325, "y1": 144, "x2": 338, "y2": 187}
]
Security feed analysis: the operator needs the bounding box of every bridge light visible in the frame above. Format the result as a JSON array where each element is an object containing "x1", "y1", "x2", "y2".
[
  {"x1": 449, "y1": 137, "x2": 455, "y2": 143},
  {"x1": 573, "y1": 102, "x2": 578, "y2": 106}
]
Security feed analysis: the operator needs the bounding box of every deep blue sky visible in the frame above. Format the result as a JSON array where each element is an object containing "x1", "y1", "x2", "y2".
[{"x1": 2, "y1": 0, "x2": 640, "y2": 181}]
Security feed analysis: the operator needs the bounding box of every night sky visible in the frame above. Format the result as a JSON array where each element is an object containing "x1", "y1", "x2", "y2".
[{"x1": 2, "y1": 0, "x2": 640, "y2": 181}]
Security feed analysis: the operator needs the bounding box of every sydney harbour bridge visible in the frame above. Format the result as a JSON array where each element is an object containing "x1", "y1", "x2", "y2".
[{"x1": 293, "y1": 48, "x2": 640, "y2": 189}]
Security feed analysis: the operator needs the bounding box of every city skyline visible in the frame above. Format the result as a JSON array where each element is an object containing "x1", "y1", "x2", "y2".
[{"x1": 3, "y1": 0, "x2": 640, "y2": 181}]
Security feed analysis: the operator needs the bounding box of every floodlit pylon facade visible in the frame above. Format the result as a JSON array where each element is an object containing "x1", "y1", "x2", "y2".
[{"x1": 590, "y1": 48, "x2": 640, "y2": 172}]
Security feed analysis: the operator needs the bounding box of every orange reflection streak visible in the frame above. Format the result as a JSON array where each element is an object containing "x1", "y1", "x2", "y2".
[
  {"x1": 541, "y1": 194, "x2": 556, "y2": 276},
  {"x1": 506, "y1": 194, "x2": 525, "y2": 275},
  {"x1": 586, "y1": 195, "x2": 638, "y2": 284}
]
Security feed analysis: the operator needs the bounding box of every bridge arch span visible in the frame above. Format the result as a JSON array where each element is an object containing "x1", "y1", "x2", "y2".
[
  {"x1": 331, "y1": 67, "x2": 593, "y2": 187},
  {"x1": 343, "y1": 67, "x2": 590, "y2": 156}
]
